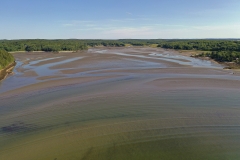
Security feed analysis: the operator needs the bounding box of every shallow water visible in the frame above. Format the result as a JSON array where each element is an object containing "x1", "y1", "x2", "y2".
[
  {"x1": 94, "y1": 48, "x2": 223, "y2": 68},
  {"x1": 0, "y1": 48, "x2": 240, "y2": 160}
]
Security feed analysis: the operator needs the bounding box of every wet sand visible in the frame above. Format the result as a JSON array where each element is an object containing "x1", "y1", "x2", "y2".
[{"x1": 0, "y1": 47, "x2": 240, "y2": 160}]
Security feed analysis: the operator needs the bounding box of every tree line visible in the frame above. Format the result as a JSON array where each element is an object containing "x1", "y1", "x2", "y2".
[
  {"x1": 197, "y1": 51, "x2": 240, "y2": 64},
  {"x1": 157, "y1": 39, "x2": 240, "y2": 51},
  {"x1": 0, "y1": 39, "x2": 127, "y2": 52},
  {"x1": 1, "y1": 39, "x2": 240, "y2": 52},
  {"x1": 0, "y1": 39, "x2": 89, "y2": 52},
  {"x1": 0, "y1": 39, "x2": 163, "y2": 52},
  {"x1": 1, "y1": 39, "x2": 240, "y2": 64},
  {"x1": 157, "y1": 39, "x2": 240, "y2": 64}
]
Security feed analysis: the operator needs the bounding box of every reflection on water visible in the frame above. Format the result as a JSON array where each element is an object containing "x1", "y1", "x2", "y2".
[
  {"x1": 94, "y1": 49, "x2": 223, "y2": 68},
  {"x1": 30, "y1": 56, "x2": 64, "y2": 64},
  {"x1": 0, "y1": 57, "x2": 83, "y2": 93},
  {"x1": 149, "y1": 52, "x2": 221, "y2": 68},
  {"x1": 27, "y1": 57, "x2": 83, "y2": 76},
  {"x1": 0, "y1": 48, "x2": 240, "y2": 160}
]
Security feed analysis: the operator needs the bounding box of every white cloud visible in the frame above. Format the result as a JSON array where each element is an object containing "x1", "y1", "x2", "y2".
[
  {"x1": 62, "y1": 20, "x2": 96, "y2": 27},
  {"x1": 62, "y1": 23, "x2": 74, "y2": 27},
  {"x1": 102, "y1": 27, "x2": 154, "y2": 38},
  {"x1": 126, "y1": 12, "x2": 132, "y2": 15},
  {"x1": 192, "y1": 24, "x2": 240, "y2": 30},
  {"x1": 61, "y1": 18, "x2": 240, "y2": 39}
]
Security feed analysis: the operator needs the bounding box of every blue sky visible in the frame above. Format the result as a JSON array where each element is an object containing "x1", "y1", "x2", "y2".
[{"x1": 1, "y1": 0, "x2": 240, "y2": 39}]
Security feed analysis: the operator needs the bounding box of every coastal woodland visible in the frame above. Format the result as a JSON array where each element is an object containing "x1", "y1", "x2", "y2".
[
  {"x1": 1, "y1": 39, "x2": 240, "y2": 67},
  {"x1": 157, "y1": 40, "x2": 240, "y2": 64}
]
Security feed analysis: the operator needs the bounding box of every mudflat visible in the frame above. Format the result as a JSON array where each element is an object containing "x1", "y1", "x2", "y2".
[{"x1": 1, "y1": 47, "x2": 240, "y2": 160}]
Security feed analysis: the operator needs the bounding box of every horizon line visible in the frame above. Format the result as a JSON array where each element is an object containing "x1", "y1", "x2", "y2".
[{"x1": 1, "y1": 38, "x2": 240, "y2": 41}]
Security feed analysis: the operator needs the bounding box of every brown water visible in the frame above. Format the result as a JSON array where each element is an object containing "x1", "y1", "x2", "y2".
[{"x1": 0, "y1": 48, "x2": 240, "y2": 160}]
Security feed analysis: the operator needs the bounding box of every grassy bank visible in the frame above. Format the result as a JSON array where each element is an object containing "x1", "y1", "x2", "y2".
[
  {"x1": 0, "y1": 50, "x2": 15, "y2": 81},
  {"x1": 0, "y1": 62, "x2": 16, "y2": 81},
  {"x1": 0, "y1": 50, "x2": 15, "y2": 69}
]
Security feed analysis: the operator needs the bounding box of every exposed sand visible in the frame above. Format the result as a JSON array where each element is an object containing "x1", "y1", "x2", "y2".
[
  {"x1": 148, "y1": 78, "x2": 240, "y2": 90},
  {"x1": 0, "y1": 76, "x2": 116, "y2": 97}
]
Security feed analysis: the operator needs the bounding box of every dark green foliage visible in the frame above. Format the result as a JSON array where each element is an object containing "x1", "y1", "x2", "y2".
[
  {"x1": 0, "y1": 40, "x2": 89, "y2": 52},
  {"x1": 0, "y1": 50, "x2": 14, "y2": 69},
  {"x1": 0, "y1": 39, "x2": 126, "y2": 52},
  {"x1": 199, "y1": 51, "x2": 240, "y2": 63},
  {"x1": 0, "y1": 39, "x2": 161, "y2": 52},
  {"x1": 157, "y1": 39, "x2": 240, "y2": 63},
  {"x1": 119, "y1": 39, "x2": 165, "y2": 46},
  {"x1": 157, "y1": 39, "x2": 240, "y2": 52}
]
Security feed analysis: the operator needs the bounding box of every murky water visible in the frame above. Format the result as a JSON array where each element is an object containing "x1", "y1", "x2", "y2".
[{"x1": 0, "y1": 48, "x2": 240, "y2": 160}]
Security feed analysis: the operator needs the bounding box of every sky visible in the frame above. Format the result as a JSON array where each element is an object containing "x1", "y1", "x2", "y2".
[{"x1": 1, "y1": 0, "x2": 240, "y2": 39}]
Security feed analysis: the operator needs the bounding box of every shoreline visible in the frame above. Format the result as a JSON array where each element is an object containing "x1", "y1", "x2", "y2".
[
  {"x1": 5, "y1": 46, "x2": 233, "y2": 66},
  {"x1": 164, "y1": 48, "x2": 240, "y2": 70},
  {"x1": 0, "y1": 62, "x2": 16, "y2": 82},
  {"x1": 2, "y1": 47, "x2": 238, "y2": 84},
  {"x1": 88, "y1": 46, "x2": 231, "y2": 69}
]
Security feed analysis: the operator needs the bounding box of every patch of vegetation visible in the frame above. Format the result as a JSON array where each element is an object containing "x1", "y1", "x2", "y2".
[
  {"x1": 0, "y1": 50, "x2": 15, "y2": 70},
  {"x1": 197, "y1": 51, "x2": 240, "y2": 63},
  {"x1": 0, "y1": 39, "x2": 126, "y2": 52},
  {"x1": 156, "y1": 39, "x2": 240, "y2": 66},
  {"x1": 157, "y1": 39, "x2": 240, "y2": 51},
  {"x1": 195, "y1": 51, "x2": 240, "y2": 68}
]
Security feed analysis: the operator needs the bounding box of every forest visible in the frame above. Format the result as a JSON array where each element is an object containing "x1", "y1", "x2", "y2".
[
  {"x1": 0, "y1": 50, "x2": 15, "y2": 70},
  {"x1": 0, "y1": 39, "x2": 162, "y2": 52},
  {"x1": 1, "y1": 39, "x2": 240, "y2": 65},
  {"x1": 0, "y1": 39, "x2": 89, "y2": 52}
]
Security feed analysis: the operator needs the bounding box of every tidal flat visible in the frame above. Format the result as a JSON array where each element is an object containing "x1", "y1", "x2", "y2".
[{"x1": 0, "y1": 47, "x2": 240, "y2": 160}]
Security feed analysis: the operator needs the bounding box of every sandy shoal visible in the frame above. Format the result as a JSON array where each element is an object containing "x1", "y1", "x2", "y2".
[
  {"x1": 0, "y1": 76, "x2": 117, "y2": 98},
  {"x1": 2, "y1": 47, "x2": 240, "y2": 97}
]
